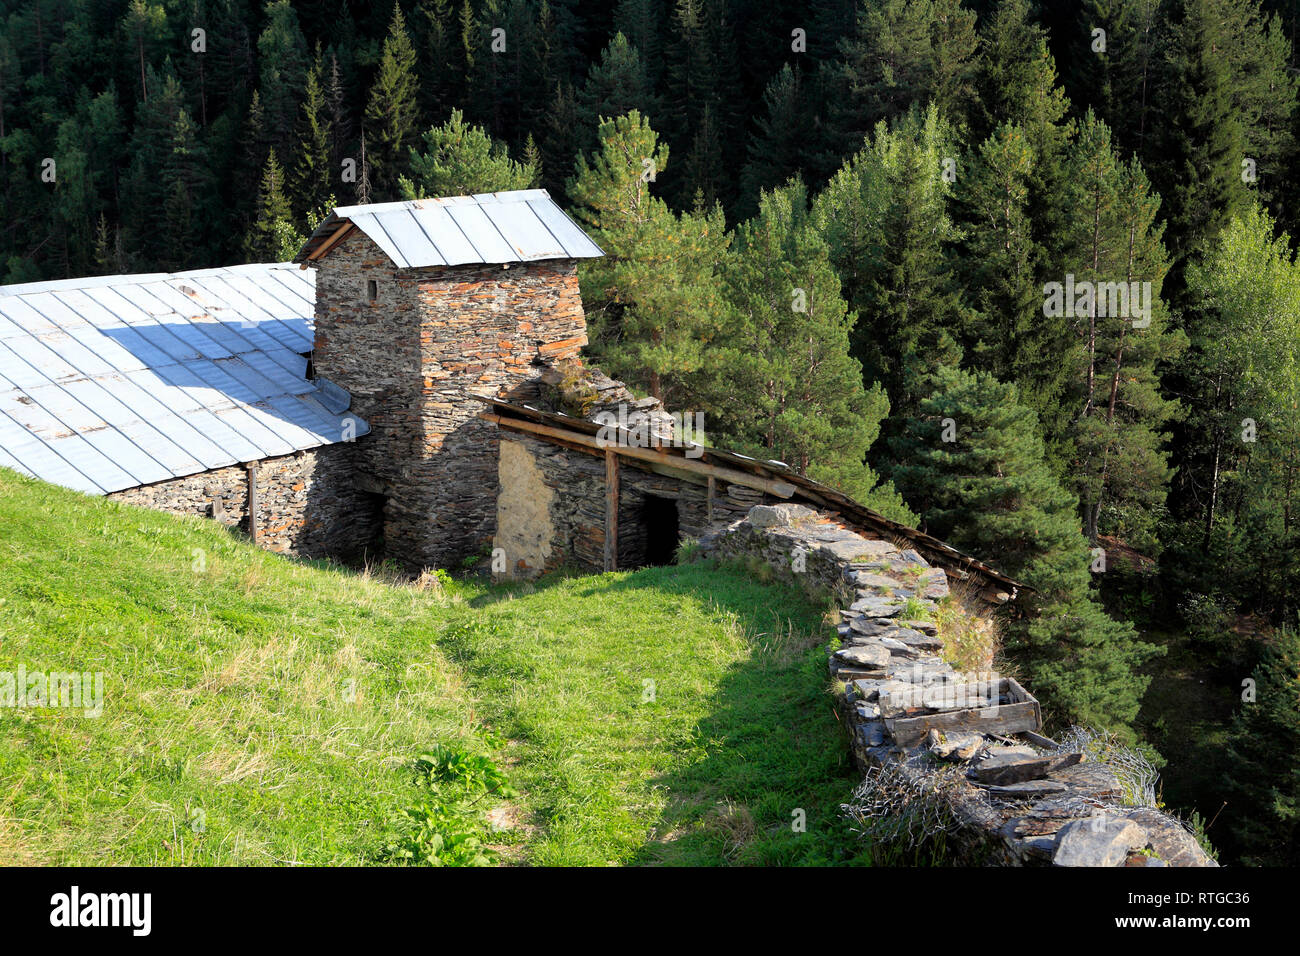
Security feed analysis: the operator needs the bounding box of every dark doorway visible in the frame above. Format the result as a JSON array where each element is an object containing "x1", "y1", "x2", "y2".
[
  {"x1": 641, "y1": 495, "x2": 679, "y2": 566},
  {"x1": 356, "y1": 490, "x2": 387, "y2": 566}
]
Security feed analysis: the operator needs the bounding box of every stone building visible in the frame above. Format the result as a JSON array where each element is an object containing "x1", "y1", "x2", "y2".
[
  {"x1": 295, "y1": 191, "x2": 601, "y2": 569},
  {"x1": 0, "y1": 188, "x2": 1016, "y2": 598}
]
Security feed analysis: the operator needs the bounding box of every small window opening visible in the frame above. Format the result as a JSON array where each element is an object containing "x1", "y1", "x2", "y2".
[
  {"x1": 641, "y1": 495, "x2": 680, "y2": 566},
  {"x1": 367, "y1": 278, "x2": 378, "y2": 302},
  {"x1": 300, "y1": 349, "x2": 315, "y2": 379}
]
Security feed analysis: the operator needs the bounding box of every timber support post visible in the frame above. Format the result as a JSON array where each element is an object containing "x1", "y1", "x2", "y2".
[{"x1": 604, "y1": 449, "x2": 619, "y2": 572}]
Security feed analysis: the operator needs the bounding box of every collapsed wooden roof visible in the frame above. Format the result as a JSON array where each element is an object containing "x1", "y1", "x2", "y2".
[{"x1": 477, "y1": 396, "x2": 1022, "y2": 601}]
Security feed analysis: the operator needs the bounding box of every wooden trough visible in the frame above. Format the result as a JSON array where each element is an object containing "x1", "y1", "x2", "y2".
[{"x1": 882, "y1": 676, "x2": 1042, "y2": 748}]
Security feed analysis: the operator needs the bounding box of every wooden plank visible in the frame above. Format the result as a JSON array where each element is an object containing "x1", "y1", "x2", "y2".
[
  {"x1": 879, "y1": 679, "x2": 1004, "y2": 717},
  {"x1": 480, "y1": 412, "x2": 798, "y2": 499},
  {"x1": 707, "y1": 475, "x2": 715, "y2": 524},
  {"x1": 303, "y1": 222, "x2": 356, "y2": 263},
  {"x1": 245, "y1": 462, "x2": 259, "y2": 544},
  {"x1": 887, "y1": 701, "x2": 1041, "y2": 749},
  {"x1": 604, "y1": 449, "x2": 619, "y2": 572}
]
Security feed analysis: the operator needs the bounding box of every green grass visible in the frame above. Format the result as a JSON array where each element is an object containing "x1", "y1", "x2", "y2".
[{"x1": 0, "y1": 469, "x2": 866, "y2": 866}]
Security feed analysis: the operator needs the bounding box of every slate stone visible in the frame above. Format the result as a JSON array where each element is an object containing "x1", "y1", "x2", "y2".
[
  {"x1": 748, "y1": 503, "x2": 815, "y2": 528},
  {"x1": 855, "y1": 574, "x2": 906, "y2": 591},
  {"x1": 835, "y1": 643, "x2": 891, "y2": 669},
  {"x1": 821, "y1": 538, "x2": 898, "y2": 563},
  {"x1": 1053, "y1": 816, "x2": 1147, "y2": 867},
  {"x1": 970, "y1": 751, "x2": 1082, "y2": 786},
  {"x1": 927, "y1": 729, "x2": 985, "y2": 761},
  {"x1": 849, "y1": 596, "x2": 907, "y2": 617},
  {"x1": 976, "y1": 779, "x2": 1068, "y2": 798}
]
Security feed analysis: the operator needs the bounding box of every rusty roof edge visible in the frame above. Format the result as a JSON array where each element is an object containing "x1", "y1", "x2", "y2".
[{"x1": 475, "y1": 395, "x2": 1025, "y2": 595}]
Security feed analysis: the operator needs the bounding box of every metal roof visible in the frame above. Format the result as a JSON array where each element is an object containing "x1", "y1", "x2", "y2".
[
  {"x1": 0, "y1": 263, "x2": 368, "y2": 496},
  {"x1": 295, "y1": 189, "x2": 605, "y2": 268}
]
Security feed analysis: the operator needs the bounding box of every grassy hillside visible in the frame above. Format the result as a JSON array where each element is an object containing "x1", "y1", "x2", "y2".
[{"x1": 0, "y1": 469, "x2": 864, "y2": 866}]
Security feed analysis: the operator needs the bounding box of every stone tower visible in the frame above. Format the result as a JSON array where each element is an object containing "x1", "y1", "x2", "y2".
[{"x1": 296, "y1": 192, "x2": 602, "y2": 570}]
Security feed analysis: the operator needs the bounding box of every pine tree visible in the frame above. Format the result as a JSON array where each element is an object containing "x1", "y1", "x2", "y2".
[
  {"x1": 663, "y1": 0, "x2": 742, "y2": 210},
  {"x1": 891, "y1": 364, "x2": 1158, "y2": 735},
  {"x1": 567, "y1": 111, "x2": 729, "y2": 407},
  {"x1": 1062, "y1": 113, "x2": 1184, "y2": 548},
  {"x1": 399, "y1": 109, "x2": 537, "y2": 199},
  {"x1": 738, "y1": 64, "x2": 816, "y2": 221},
  {"x1": 815, "y1": 105, "x2": 967, "y2": 410},
  {"x1": 255, "y1": 0, "x2": 309, "y2": 162},
  {"x1": 578, "y1": 33, "x2": 659, "y2": 139},
  {"x1": 815, "y1": 106, "x2": 967, "y2": 431},
  {"x1": 957, "y1": 125, "x2": 1057, "y2": 393},
  {"x1": 712, "y1": 180, "x2": 913, "y2": 523},
  {"x1": 364, "y1": 3, "x2": 421, "y2": 200},
  {"x1": 160, "y1": 108, "x2": 211, "y2": 270},
  {"x1": 1068, "y1": 0, "x2": 1163, "y2": 158},
  {"x1": 826, "y1": 0, "x2": 978, "y2": 163},
  {"x1": 1151, "y1": 0, "x2": 1250, "y2": 286}
]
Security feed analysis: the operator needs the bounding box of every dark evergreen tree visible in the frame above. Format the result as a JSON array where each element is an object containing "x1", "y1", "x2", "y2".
[
  {"x1": 290, "y1": 56, "x2": 334, "y2": 223},
  {"x1": 1150, "y1": 0, "x2": 1249, "y2": 288},
  {"x1": 364, "y1": 3, "x2": 421, "y2": 201},
  {"x1": 738, "y1": 64, "x2": 817, "y2": 221},
  {"x1": 1224, "y1": 622, "x2": 1300, "y2": 865},
  {"x1": 891, "y1": 364, "x2": 1159, "y2": 735}
]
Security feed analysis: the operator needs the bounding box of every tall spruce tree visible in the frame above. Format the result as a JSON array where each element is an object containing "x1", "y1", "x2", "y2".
[
  {"x1": 1062, "y1": 113, "x2": 1184, "y2": 548},
  {"x1": 578, "y1": 32, "x2": 659, "y2": 145},
  {"x1": 254, "y1": 0, "x2": 309, "y2": 164},
  {"x1": 1150, "y1": 0, "x2": 1249, "y2": 289},
  {"x1": 290, "y1": 56, "x2": 333, "y2": 223},
  {"x1": 245, "y1": 149, "x2": 302, "y2": 261},
  {"x1": 825, "y1": 0, "x2": 979, "y2": 164},
  {"x1": 364, "y1": 3, "x2": 421, "y2": 200},
  {"x1": 738, "y1": 64, "x2": 817, "y2": 221},
  {"x1": 814, "y1": 105, "x2": 967, "y2": 433}
]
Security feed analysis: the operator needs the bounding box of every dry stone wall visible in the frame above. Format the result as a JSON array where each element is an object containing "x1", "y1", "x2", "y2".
[
  {"x1": 310, "y1": 230, "x2": 589, "y2": 570},
  {"x1": 700, "y1": 503, "x2": 1217, "y2": 868},
  {"x1": 107, "y1": 444, "x2": 377, "y2": 560}
]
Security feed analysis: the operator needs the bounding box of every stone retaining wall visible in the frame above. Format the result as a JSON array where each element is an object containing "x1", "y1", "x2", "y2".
[
  {"x1": 107, "y1": 444, "x2": 377, "y2": 560},
  {"x1": 699, "y1": 503, "x2": 1216, "y2": 868}
]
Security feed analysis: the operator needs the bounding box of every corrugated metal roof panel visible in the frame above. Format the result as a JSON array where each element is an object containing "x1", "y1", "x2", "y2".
[
  {"x1": 296, "y1": 190, "x2": 605, "y2": 267},
  {"x1": 0, "y1": 263, "x2": 368, "y2": 496}
]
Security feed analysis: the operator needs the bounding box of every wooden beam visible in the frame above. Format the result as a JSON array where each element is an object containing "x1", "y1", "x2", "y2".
[
  {"x1": 604, "y1": 450, "x2": 619, "y2": 572},
  {"x1": 245, "y1": 462, "x2": 259, "y2": 544},
  {"x1": 303, "y1": 222, "x2": 356, "y2": 264},
  {"x1": 480, "y1": 412, "x2": 798, "y2": 499}
]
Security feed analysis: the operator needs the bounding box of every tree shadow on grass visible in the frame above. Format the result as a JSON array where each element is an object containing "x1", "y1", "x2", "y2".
[{"x1": 544, "y1": 563, "x2": 872, "y2": 866}]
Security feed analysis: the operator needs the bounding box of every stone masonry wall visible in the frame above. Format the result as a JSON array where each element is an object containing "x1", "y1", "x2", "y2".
[
  {"x1": 493, "y1": 431, "x2": 777, "y2": 577},
  {"x1": 107, "y1": 444, "x2": 377, "y2": 560},
  {"x1": 700, "y1": 504, "x2": 1216, "y2": 868},
  {"x1": 310, "y1": 230, "x2": 588, "y2": 570}
]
